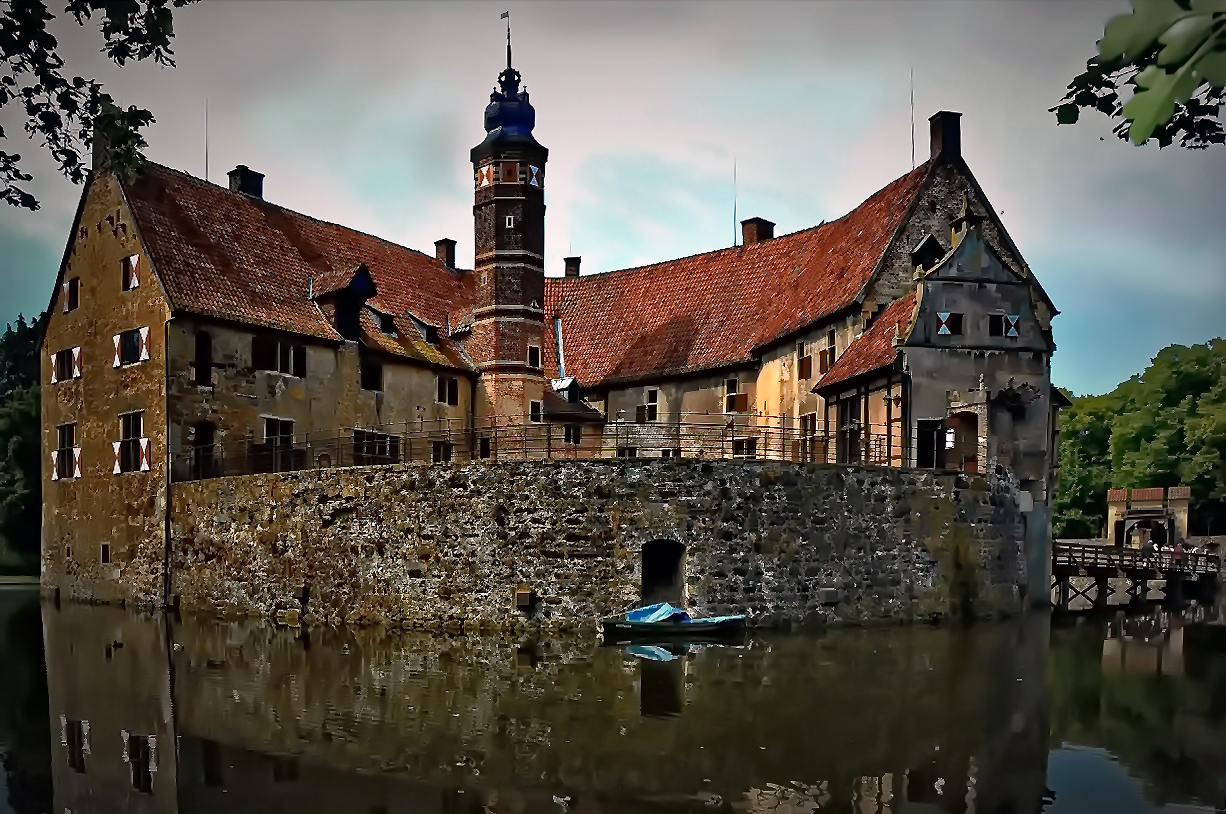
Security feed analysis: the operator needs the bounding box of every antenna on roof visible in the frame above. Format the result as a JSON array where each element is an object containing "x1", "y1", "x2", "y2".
[
  {"x1": 732, "y1": 157, "x2": 737, "y2": 246},
  {"x1": 909, "y1": 68, "x2": 915, "y2": 170},
  {"x1": 204, "y1": 96, "x2": 209, "y2": 182},
  {"x1": 501, "y1": 10, "x2": 511, "y2": 69}
]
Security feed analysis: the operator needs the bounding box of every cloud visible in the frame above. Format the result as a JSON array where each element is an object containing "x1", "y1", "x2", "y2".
[{"x1": 0, "y1": 0, "x2": 1221, "y2": 396}]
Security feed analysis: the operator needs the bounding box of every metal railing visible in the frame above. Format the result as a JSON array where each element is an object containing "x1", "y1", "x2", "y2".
[{"x1": 170, "y1": 413, "x2": 918, "y2": 483}]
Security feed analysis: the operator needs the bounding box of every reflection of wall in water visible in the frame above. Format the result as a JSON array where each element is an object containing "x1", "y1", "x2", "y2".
[{"x1": 40, "y1": 606, "x2": 1052, "y2": 814}]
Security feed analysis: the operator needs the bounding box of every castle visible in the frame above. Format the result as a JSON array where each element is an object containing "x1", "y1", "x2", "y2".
[{"x1": 39, "y1": 45, "x2": 1063, "y2": 605}]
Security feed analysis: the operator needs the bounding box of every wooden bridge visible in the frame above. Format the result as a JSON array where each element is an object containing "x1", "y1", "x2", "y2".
[{"x1": 1051, "y1": 542, "x2": 1221, "y2": 612}]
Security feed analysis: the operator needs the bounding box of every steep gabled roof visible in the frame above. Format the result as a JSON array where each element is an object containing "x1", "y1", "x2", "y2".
[
  {"x1": 122, "y1": 162, "x2": 476, "y2": 369},
  {"x1": 813, "y1": 291, "x2": 916, "y2": 392},
  {"x1": 544, "y1": 162, "x2": 932, "y2": 386}
]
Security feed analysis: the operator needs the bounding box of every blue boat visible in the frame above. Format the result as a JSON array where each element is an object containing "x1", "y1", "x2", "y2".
[{"x1": 601, "y1": 602, "x2": 746, "y2": 642}]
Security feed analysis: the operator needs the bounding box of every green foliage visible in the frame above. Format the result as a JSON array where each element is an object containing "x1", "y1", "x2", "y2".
[
  {"x1": 1054, "y1": 338, "x2": 1226, "y2": 538},
  {"x1": 0, "y1": 315, "x2": 44, "y2": 572},
  {"x1": 1052, "y1": 0, "x2": 1226, "y2": 148},
  {"x1": 0, "y1": 0, "x2": 196, "y2": 211}
]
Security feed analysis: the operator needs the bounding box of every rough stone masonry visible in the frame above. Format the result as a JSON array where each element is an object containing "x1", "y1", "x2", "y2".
[{"x1": 169, "y1": 460, "x2": 1032, "y2": 631}]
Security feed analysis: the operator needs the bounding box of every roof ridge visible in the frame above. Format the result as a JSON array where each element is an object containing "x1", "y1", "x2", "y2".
[
  {"x1": 547, "y1": 160, "x2": 932, "y2": 284},
  {"x1": 137, "y1": 161, "x2": 468, "y2": 272}
]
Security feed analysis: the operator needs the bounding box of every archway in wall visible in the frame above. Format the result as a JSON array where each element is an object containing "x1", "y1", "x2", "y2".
[{"x1": 641, "y1": 539, "x2": 685, "y2": 605}]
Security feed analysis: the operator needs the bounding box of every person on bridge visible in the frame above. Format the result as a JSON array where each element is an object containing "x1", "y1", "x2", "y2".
[
  {"x1": 1173, "y1": 541, "x2": 1186, "y2": 568},
  {"x1": 1141, "y1": 536, "x2": 1159, "y2": 570}
]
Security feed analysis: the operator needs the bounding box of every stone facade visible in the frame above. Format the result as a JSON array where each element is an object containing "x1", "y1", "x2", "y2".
[{"x1": 168, "y1": 459, "x2": 1030, "y2": 629}]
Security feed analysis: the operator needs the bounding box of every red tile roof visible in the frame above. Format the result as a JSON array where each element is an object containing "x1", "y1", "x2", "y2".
[
  {"x1": 544, "y1": 162, "x2": 931, "y2": 386},
  {"x1": 1131, "y1": 487, "x2": 1165, "y2": 502},
  {"x1": 123, "y1": 163, "x2": 475, "y2": 369},
  {"x1": 813, "y1": 291, "x2": 916, "y2": 392}
]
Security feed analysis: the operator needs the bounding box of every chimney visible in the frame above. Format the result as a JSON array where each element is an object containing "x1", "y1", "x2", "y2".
[
  {"x1": 564, "y1": 256, "x2": 581, "y2": 278},
  {"x1": 740, "y1": 217, "x2": 775, "y2": 245},
  {"x1": 929, "y1": 111, "x2": 962, "y2": 160},
  {"x1": 227, "y1": 165, "x2": 264, "y2": 198},
  {"x1": 435, "y1": 238, "x2": 457, "y2": 268}
]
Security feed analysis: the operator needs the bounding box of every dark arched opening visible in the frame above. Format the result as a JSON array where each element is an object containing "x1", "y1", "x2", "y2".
[{"x1": 641, "y1": 539, "x2": 685, "y2": 605}]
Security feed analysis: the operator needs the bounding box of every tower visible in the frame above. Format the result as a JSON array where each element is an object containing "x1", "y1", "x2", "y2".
[{"x1": 469, "y1": 28, "x2": 548, "y2": 424}]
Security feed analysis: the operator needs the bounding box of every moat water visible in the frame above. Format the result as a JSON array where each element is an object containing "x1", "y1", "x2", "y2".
[{"x1": 1, "y1": 587, "x2": 1224, "y2": 814}]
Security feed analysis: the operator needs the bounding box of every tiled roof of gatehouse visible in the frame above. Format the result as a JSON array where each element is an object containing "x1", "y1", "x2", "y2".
[{"x1": 813, "y1": 291, "x2": 917, "y2": 392}]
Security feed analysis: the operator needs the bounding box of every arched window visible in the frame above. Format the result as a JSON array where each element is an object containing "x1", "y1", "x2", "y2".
[{"x1": 641, "y1": 539, "x2": 685, "y2": 605}]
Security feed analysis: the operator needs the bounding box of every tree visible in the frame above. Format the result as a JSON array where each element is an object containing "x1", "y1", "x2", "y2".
[
  {"x1": 1054, "y1": 338, "x2": 1226, "y2": 538},
  {"x1": 0, "y1": 384, "x2": 40, "y2": 568},
  {"x1": 1, "y1": 0, "x2": 197, "y2": 211},
  {"x1": 1052, "y1": 0, "x2": 1226, "y2": 148}
]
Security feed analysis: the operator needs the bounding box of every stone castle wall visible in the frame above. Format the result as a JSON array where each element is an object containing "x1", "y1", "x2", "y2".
[{"x1": 169, "y1": 459, "x2": 1030, "y2": 629}]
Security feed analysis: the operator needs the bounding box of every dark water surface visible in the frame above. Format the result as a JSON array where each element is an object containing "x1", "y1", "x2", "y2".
[{"x1": 2, "y1": 586, "x2": 1224, "y2": 813}]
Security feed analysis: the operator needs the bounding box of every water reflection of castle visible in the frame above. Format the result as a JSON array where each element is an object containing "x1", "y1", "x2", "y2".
[{"x1": 42, "y1": 604, "x2": 1053, "y2": 814}]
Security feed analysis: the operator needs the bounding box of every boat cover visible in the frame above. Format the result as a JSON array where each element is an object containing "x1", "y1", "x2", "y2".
[
  {"x1": 624, "y1": 602, "x2": 691, "y2": 623},
  {"x1": 624, "y1": 645, "x2": 678, "y2": 661}
]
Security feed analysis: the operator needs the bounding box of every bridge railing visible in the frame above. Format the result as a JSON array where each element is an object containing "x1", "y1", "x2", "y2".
[{"x1": 1053, "y1": 541, "x2": 1221, "y2": 576}]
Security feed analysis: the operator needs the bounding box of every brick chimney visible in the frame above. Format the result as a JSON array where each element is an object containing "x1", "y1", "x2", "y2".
[
  {"x1": 929, "y1": 111, "x2": 962, "y2": 160},
  {"x1": 564, "y1": 256, "x2": 581, "y2": 278},
  {"x1": 740, "y1": 217, "x2": 775, "y2": 245},
  {"x1": 227, "y1": 165, "x2": 264, "y2": 198},
  {"x1": 435, "y1": 238, "x2": 456, "y2": 268}
]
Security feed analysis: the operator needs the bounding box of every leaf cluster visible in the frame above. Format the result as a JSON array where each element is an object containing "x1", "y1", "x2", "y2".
[
  {"x1": 1054, "y1": 338, "x2": 1226, "y2": 538},
  {"x1": 1052, "y1": 0, "x2": 1226, "y2": 148},
  {"x1": 0, "y1": 0, "x2": 196, "y2": 210}
]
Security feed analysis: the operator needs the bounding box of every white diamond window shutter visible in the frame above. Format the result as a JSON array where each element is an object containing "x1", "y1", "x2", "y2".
[
  {"x1": 50, "y1": 348, "x2": 58, "y2": 384},
  {"x1": 62, "y1": 281, "x2": 69, "y2": 313},
  {"x1": 1006, "y1": 314, "x2": 1020, "y2": 338},
  {"x1": 73, "y1": 446, "x2": 82, "y2": 478},
  {"x1": 128, "y1": 255, "x2": 140, "y2": 288},
  {"x1": 81, "y1": 720, "x2": 90, "y2": 754},
  {"x1": 112, "y1": 334, "x2": 121, "y2": 367},
  {"x1": 139, "y1": 437, "x2": 151, "y2": 471},
  {"x1": 138, "y1": 326, "x2": 150, "y2": 361},
  {"x1": 72, "y1": 346, "x2": 81, "y2": 378},
  {"x1": 937, "y1": 312, "x2": 952, "y2": 336},
  {"x1": 148, "y1": 735, "x2": 157, "y2": 772},
  {"x1": 113, "y1": 441, "x2": 122, "y2": 474},
  {"x1": 120, "y1": 730, "x2": 129, "y2": 762},
  {"x1": 50, "y1": 450, "x2": 59, "y2": 481}
]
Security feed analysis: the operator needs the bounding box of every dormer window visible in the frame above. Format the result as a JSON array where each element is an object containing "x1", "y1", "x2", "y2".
[
  {"x1": 989, "y1": 314, "x2": 1020, "y2": 338},
  {"x1": 377, "y1": 311, "x2": 397, "y2": 336},
  {"x1": 423, "y1": 325, "x2": 439, "y2": 345},
  {"x1": 936, "y1": 312, "x2": 964, "y2": 336}
]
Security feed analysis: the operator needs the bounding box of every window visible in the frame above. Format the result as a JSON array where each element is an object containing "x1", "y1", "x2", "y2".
[
  {"x1": 479, "y1": 436, "x2": 492, "y2": 459},
  {"x1": 505, "y1": 215, "x2": 517, "y2": 229},
  {"x1": 936, "y1": 311, "x2": 964, "y2": 336},
  {"x1": 527, "y1": 344, "x2": 541, "y2": 369},
  {"x1": 529, "y1": 400, "x2": 543, "y2": 423},
  {"x1": 797, "y1": 343, "x2": 812, "y2": 380},
  {"x1": 377, "y1": 311, "x2": 397, "y2": 336},
  {"x1": 264, "y1": 417, "x2": 293, "y2": 447},
  {"x1": 617, "y1": 446, "x2": 638, "y2": 458},
  {"x1": 423, "y1": 325, "x2": 439, "y2": 344},
  {"x1": 201, "y1": 739, "x2": 224, "y2": 787},
  {"x1": 818, "y1": 330, "x2": 836, "y2": 374},
  {"x1": 990, "y1": 313, "x2": 1020, "y2": 338},
  {"x1": 194, "y1": 331, "x2": 213, "y2": 386},
  {"x1": 432, "y1": 441, "x2": 453, "y2": 463},
  {"x1": 437, "y1": 375, "x2": 459, "y2": 406},
  {"x1": 65, "y1": 718, "x2": 87, "y2": 773},
  {"x1": 56, "y1": 423, "x2": 77, "y2": 480},
  {"x1": 353, "y1": 430, "x2": 400, "y2": 465},
  {"x1": 660, "y1": 448, "x2": 682, "y2": 458},
  {"x1": 360, "y1": 359, "x2": 383, "y2": 391},
  {"x1": 101, "y1": 542, "x2": 110, "y2": 564},
  {"x1": 52, "y1": 347, "x2": 80, "y2": 382},
  {"x1": 114, "y1": 328, "x2": 148, "y2": 367},
  {"x1": 64, "y1": 277, "x2": 80, "y2": 312},
  {"x1": 127, "y1": 733, "x2": 153, "y2": 793},
  {"x1": 799, "y1": 412, "x2": 821, "y2": 462},
  {"x1": 272, "y1": 757, "x2": 298, "y2": 783},
  {"x1": 115, "y1": 412, "x2": 146, "y2": 474},
  {"x1": 724, "y1": 379, "x2": 748, "y2": 413},
  {"x1": 732, "y1": 438, "x2": 758, "y2": 458},
  {"x1": 500, "y1": 161, "x2": 519, "y2": 183},
  {"x1": 645, "y1": 389, "x2": 659, "y2": 422},
  {"x1": 564, "y1": 424, "x2": 581, "y2": 445},
  {"x1": 121, "y1": 255, "x2": 140, "y2": 291},
  {"x1": 251, "y1": 335, "x2": 306, "y2": 377}
]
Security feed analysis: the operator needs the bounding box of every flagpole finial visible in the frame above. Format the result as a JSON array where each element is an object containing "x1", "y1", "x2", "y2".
[{"x1": 502, "y1": 11, "x2": 512, "y2": 70}]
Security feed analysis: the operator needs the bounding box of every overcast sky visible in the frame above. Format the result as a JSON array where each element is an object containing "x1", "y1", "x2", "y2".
[{"x1": 1, "y1": 0, "x2": 1222, "y2": 396}]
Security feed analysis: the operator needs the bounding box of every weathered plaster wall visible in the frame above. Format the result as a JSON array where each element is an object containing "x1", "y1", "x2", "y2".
[
  {"x1": 41, "y1": 173, "x2": 171, "y2": 605},
  {"x1": 168, "y1": 318, "x2": 471, "y2": 462},
  {"x1": 168, "y1": 459, "x2": 1030, "y2": 629}
]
